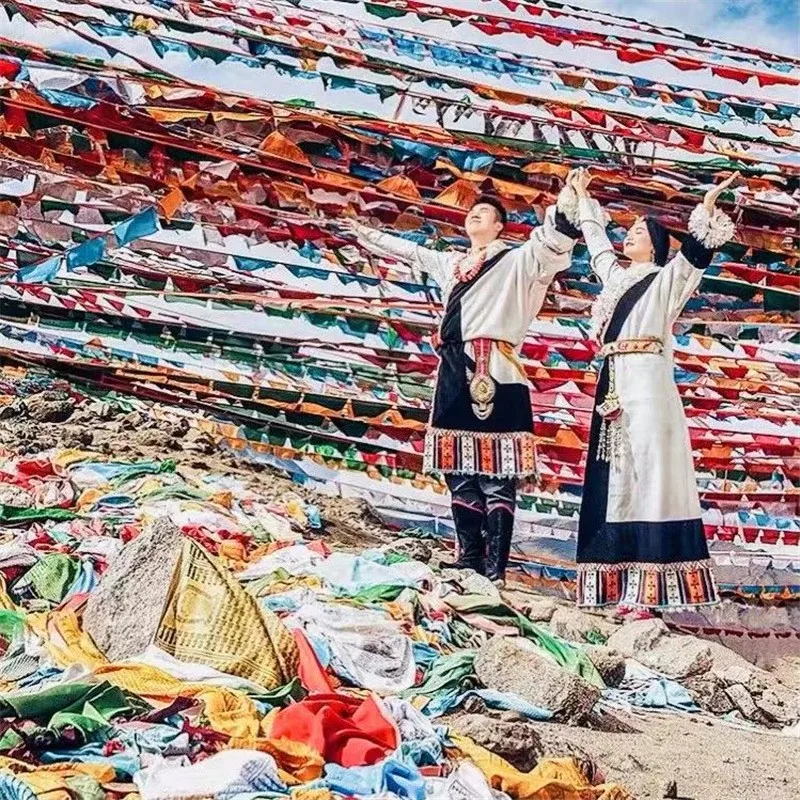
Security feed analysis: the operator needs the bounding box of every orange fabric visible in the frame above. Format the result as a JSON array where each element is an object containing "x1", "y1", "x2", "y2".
[
  {"x1": 434, "y1": 179, "x2": 479, "y2": 209},
  {"x1": 521, "y1": 162, "x2": 570, "y2": 177},
  {"x1": 145, "y1": 107, "x2": 209, "y2": 123},
  {"x1": 259, "y1": 131, "x2": 311, "y2": 166},
  {"x1": 377, "y1": 174, "x2": 422, "y2": 200},
  {"x1": 158, "y1": 187, "x2": 184, "y2": 219}
]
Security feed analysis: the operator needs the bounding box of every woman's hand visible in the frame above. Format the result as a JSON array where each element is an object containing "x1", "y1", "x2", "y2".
[
  {"x1": 568, "y1": 167, "x2": 594, "y2": 200},
  {"x1": 339, "y1": 218, "x2": 363, "y2": 236},
  {"x1": 703, "y1": 171, "x2": 740, "y2": 212}
]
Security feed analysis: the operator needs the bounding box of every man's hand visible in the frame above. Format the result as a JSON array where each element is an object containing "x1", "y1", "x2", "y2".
[
  {"x1": 568, "y1": 166, "x2": 594, "y2": 200},
  {"x1": 703, "y1": 171, "x2": 740, "y2": 212}
]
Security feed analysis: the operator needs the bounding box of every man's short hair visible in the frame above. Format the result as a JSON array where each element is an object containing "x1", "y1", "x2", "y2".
[{"x1": 470, "y1": 195, "x2": 507, "y2": 227}]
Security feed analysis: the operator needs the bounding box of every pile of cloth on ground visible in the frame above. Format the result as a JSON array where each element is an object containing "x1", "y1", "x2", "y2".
[{"x1": 0, "y1": 446, "x2": 630, "y2": 799}]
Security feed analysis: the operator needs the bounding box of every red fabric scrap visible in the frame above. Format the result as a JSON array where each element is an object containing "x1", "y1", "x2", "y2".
[
  {"x1": 293, "y1": 629, "x2": 336, "y2": 694},
  {"x1": 270, "y1": 693, "x2": 397, "y2": 767}
]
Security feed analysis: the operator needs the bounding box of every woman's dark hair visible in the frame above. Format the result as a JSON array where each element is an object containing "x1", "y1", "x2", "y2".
[
  {"x1": 470, "y1": 195, "x2": 507, "y2": 226},
  {"x1": 645, "y1": 217, "x2": 670, "y2": 266}
]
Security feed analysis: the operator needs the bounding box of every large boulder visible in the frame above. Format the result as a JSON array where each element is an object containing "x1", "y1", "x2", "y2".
[
  {"x1": 474, "y1": 636, "x2": 601, "y2": 724},
  {"x1": 84, "y1": 518, "x2": 183, "y2": 661}
]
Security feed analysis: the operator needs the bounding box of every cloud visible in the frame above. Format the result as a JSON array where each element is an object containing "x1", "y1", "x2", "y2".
[{"x1": 566, "y1": 0, "x2": 799, "y2": 57}]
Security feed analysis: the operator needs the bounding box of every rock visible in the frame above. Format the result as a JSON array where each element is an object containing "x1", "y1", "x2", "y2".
[
  {"x1": 529, "y1": 724, "x2": 596, "y2": 768},
  {"x1": 607, "y1": 620, "x2": 712, "y2": 679},
  {"x1": 462, "y1": 695, "x2": 487, "y2": 715},
  {"x1": 83, "y1": 518, "x2": 183, "y2": 661},
  {"x1": 524, "y1": 597, "x2": 558, "y2": 623},
  {"x1": 24, "y1": 391, "x2": 74, "y2": 423},
  {"x1": 606, "y1": 619, "x2": 800, "y2": 725},
  {"x1": 606, "y1": 618, "x2": 669, "y2": 657},
  {"x1": 755, "y1": 683, "x2": 800, "y2": 725},
  {"x1": 134, "y1": 429, "x2": 173, "y2": 449},
  {"x1": 725, "y1": 684, "x2": 758, "y2": 719},
  {"x1": 585, "y1": 645, "x2": 626, "y2": 688},
  {"x1": 121, "y1": 411, "x2": 147, "y2": 430},
  {"x1": 0, "y1": 400, "x2": 23, "y2": 420},
  {"x1": 705, "y1": 687, "x2": 735, "y2": 715},
  {"x1": 450, "y1": 713, "x2": 543, "y2": 772},
  {"x1": 157, "y1": 417, "x2": 190, "y2": 438},
  {"x1": 683, "y1": 675, "x2": 730, "y2": 715},
  {"x1": 58, "y1": 426, "x2": 94, "y2": 449},
  {"x1": 180, "y1": 428, "x2": 216, "y2": 454},
  {"x1": 383, "y1": 538, "x2": 432, "y2": 564},
  {"x1": 475, "y1": 636, "x2": 601, "y2": 724},
  {"x1": 548, "y1": 606, "x2": 615, "y2": 644}
]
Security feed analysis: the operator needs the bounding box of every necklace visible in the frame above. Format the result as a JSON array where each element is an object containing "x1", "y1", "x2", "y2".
[{"x1": 454, "y1": 245, "x2": 488, "y2": 283}]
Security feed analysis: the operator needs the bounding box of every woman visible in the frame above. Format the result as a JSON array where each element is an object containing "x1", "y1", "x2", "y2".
[{"x1": 565, "y1": 167, "x2": 739, "y2": 612}]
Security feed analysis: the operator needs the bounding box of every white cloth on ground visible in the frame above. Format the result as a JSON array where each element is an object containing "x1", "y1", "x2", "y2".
[
  {"x1": 287, "y1": 600, "x2": 416, "y2": 693},
  {"x1": 133, "y1": 749, "x2": 284, "y2": 799}
]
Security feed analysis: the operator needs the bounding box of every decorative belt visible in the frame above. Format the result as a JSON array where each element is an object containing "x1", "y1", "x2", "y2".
[
  {"x1": 595, "y1": 337, "x2": 663, "y2": 469},
  {"x1": 598, "y1": 336, "x2": 664, "y2": 359},
  {"x1": 469, "y1": 338, "x2": 495, "y2": 421}
]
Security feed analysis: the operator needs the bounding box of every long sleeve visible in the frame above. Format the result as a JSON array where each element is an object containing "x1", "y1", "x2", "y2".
[
  {"x1": 578, "y1": 197, "x2": 622, "y2": 285},
  {"x1": 519, "y1": 205, "x2": 578, "y2": 282},
  {"x1": 654, "y1": 204, "x2": 735, "y2": 320},
  {"x1": 352, "y1": 223, "x2": 451, "y2": 287}
]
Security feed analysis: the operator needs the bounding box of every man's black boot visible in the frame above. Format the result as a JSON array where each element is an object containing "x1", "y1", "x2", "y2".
[
  {"x1": 441, "y1": 503, "x2": 485, "y2": 574},
  {"x1": 484, "y1": 507, "x2": 513, "y2": 585}
]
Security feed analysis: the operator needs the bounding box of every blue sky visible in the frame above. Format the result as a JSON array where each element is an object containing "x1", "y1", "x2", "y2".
[{"x1": 571, "y1": 0, "x2": 800, "y2": 57}]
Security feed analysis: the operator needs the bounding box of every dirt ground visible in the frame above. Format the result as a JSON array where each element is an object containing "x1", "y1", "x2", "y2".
[
  {"x1": 530, "y1": 712, "x2": 800, "y2": 800},
  {"x1": 2, "y1": 392, "x2": 799, "y2": 800}
]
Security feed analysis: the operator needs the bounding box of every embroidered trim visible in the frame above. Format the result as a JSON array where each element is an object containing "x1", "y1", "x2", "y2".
[
  {"x1": 427, "y1": 428, "x2": 536, "y2": 440},
  {"x1": 590, "y1": 264, "x2": 659, "y2": 342},
  {"x1": 688, "y1": 203, "x2": 735, "y2": 249},
  {"x1": 577, "y1": 559, "x2": 714, "y2": 573},
  {"x1": 598, "y1": 337, "x2": 664, "y2": 359},
  {"x1": 469, "y1": 339, "x2": 496, "y2": 420},
  {"x1": 577, "y1": 560, "x2": 719, "y2": 609},
  {"x1": 424, "y1": 428, "x2": 537, "y2": 479}
]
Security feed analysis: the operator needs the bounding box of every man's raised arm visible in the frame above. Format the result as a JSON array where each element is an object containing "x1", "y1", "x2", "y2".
[{"x1": 343, "y1": 219, "x2": 452, "y2": 287}]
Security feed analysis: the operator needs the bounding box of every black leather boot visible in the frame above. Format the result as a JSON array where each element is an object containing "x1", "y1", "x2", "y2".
[
  {"x1": 484, "y1": 507, "x2": 514, "y2": 585},
  {"x1": 441, "y1": 502, "x2": 486, "y2": 574}
]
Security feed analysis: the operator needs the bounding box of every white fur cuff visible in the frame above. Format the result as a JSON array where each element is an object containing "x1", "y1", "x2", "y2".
[
  {"x1": 556, "y1": 183, "x2": 580, "y2": 226},
  {"x1": 688, "y1": 204, "x2": 735, "y2": 249}
]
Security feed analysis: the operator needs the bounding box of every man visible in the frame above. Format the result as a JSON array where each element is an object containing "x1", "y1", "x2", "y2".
[{"x1": 343, "y1": 190, "x2": 580, "y2": 585}]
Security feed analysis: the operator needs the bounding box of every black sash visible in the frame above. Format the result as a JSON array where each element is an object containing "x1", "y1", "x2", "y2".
[{"x1": 596, "y1": 270, "x2": 659, "y2": 413}]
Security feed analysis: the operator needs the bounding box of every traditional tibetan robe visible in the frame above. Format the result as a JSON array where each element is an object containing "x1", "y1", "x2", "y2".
[
  {"x1": 354, "y1": 206, "x2": 578, "y2": 479},
  {"x1": 575, "y1": 198, "x2": 735, "y2": 610}
]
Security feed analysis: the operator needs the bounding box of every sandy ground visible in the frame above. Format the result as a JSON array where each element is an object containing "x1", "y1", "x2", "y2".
[{"x1": 530, "y1": 710, "x2": 800, "y2": 800}]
